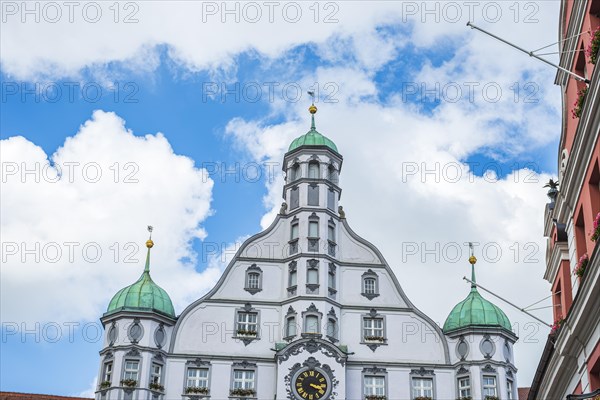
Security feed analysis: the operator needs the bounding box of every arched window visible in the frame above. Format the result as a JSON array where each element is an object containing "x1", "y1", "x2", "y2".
[
  {"x1": 290, "y1": 163, "x2": 301, "y2": 181},
  {"x1": 362, "y1": 270, "x2": 379, "y2": 300},
  {"x1": 244, "y1": 265, "x2": 262, "y2": 294},
  {"x1": 285, "y1": 316, "x2": 297, "y2": 338},
  {"x1": 328, "y1": 164, "x2": 338, "y2": 183},
  {"x1": 308, "y1": 162, "x2": 320, "y2": 179},
  {"x1": 305, "y1": 315, "x2": 319, "y2": 334}
]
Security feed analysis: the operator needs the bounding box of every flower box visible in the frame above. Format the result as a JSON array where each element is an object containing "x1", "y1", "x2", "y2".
[
  {"x1": 591, "y1": 212, "x2": 600, "y2": 242},
  {"x1": 414, "y1": 397, "x2": 432, "y2": 400},
  {"x1": 230, "y1": 388, "x2": 256, "y2": 397},
  {"x1": 120, "y1": 379, "x2": 137, "y2": 388},
  {"x1": 236, "y1": 329, "x2": 257, "y2": 336},
  {"x1": 572, "y1": 87, "x2": 589, "y2": 119},
  {"x1": 485, "y1": 397, "x2": 500, "y2": 400},
  {"x1": 364, "y1": 335, "x2": 385, "y2": 342},
  {"x1": 457, "y1": 397, "x2": 472, "y2": 400},
  {"x1": 185, "y1": 386, "x2": 209, "y2": 394},
  {"x1": 574, "y1": 254, "x2": 589, "y2": 278},
  {"x1": 365, "y1": 395, "x2": 386, "y2": 400},
  {"x1": 550, "y1": 317, "x2": 564, "y2": 334},
  {"x1": 99, "y1": 381, "x2": 111, "y2": 390},
  {"x1": 149, "y1": 382, "x2": 164, "y2": 391},
  {"x1": 587, "y1": 26, "x2": 600, "y2": 65}
]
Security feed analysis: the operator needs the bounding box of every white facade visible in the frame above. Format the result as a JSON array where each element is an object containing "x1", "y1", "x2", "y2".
[{"x1": 96, "y1": 120, "x2": 519, "y2": 400}]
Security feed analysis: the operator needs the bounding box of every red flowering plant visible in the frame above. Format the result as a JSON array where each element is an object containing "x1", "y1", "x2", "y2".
[
  {"x1": 591, "y1": 212, "x2": 600, "y2": 242},
  {"x1": 573, "y1": 253, "x2": 589, "y2": 278},
  {"x1": 550, "y1": 317, "x2": 564, "y2": 334},
  {"x1": 587, "y1": 26, "x2": 600, "y2": 65},
  {"x1": 572, "y1": 87, "x2": 589, "y2": 119}
]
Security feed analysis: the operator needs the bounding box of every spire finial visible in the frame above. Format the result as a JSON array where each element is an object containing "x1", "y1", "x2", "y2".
[
  {"x1": 468, "y1": 242, "x2": 477, "y2": 290},
  {"x1": 307, "y1": 91, "x2": 317, "y2": 130},
  {"x1": 144, "y1": 226, "x2": 154, "y2": 273}
]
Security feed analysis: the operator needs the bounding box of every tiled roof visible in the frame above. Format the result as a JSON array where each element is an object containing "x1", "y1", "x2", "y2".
[
  {"x1": 518, "y1": 387, "x2": 531, "y2": 400},
  {"x1": 0, "y1": 392, "x2": 92, "y2": 400}
]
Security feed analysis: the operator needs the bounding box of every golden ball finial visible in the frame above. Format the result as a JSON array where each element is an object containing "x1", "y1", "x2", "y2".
[
  {"x1": 309, "y1": 104, "x2": 317, "y2": 114},
  {"x1": 469, "y1": 255, "x2": 477, "y2": 265},
  {"x1": 146, "y1": 239, "x2": 154, "y2": 248}
]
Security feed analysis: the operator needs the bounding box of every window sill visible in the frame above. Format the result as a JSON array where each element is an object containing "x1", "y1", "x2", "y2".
[
  {"x1": 361, "y1": 292, "x2": 380, "y2": 300},
  {"x1": 244, "y1": 287, "x2": 262, "y2": 295},
  {"x1": 301, "y1": 332, "x2": 322, "y2": 338}
]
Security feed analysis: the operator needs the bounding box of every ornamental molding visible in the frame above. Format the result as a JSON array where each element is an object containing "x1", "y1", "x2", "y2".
[
  {"x1": 307, "y1": 259, "x2": 319, "y2": 268},
  {"x1": 482, "y1": 364, "x2": 497, "y2": 373},
  {"x1": 232, "y1": 360, "x2": 257, "y2": 369},
  {"x1": 410, "y1": 367, "x2": 434, "y2": 376},
  {"x1": 103, "y1": 351, "x2": 114, "y2": 360},
  {"x1": 186, "y1": 358, "x2": 210, "y2": 367},
  {"x1": 328, "y1": 307, "x2": 337, "y2": 318},
  {"x1": 125, "y1": 347, "x2": 141, "y2": 357},
  {"x1": 276, "y1": 338, "x2": 347, "y2": 366},
  {"x1": 286, "y1": 306, "x2": 296, "y2": 316},
  {"x1": 457, "y1": 366, "x2": 469, "y2": 375},
  {"x1": 152, "y1": 352, "x2": 164, "y2": 363},
  {"x1": 362, "y1": 269, "x2": 378, "y2": 277},
  {"x1": 362, "y1": 365, "x2": 386, "y2": 374},
  {"x1": 247, "y1": 263, "x2": 262, "y2": 272},
  {"x1": 305, "y1": 303, "x2": 320, "y2": 314}
]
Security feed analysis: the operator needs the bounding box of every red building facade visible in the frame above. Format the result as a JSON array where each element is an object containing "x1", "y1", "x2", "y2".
[{"x1": 529, "y1": 0, "x2": 600, "y2": 398}]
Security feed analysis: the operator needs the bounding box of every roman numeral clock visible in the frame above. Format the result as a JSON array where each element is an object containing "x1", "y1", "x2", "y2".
[{"x1": 286, "y1": 357, "x2": 338, "y2": 400}]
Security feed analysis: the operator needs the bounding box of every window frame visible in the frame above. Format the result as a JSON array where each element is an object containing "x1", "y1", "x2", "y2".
[
  {"x1": 306, "y1": 259, "x2": 320, "y2": 294},
  {"x1": 122, "y1": 359, "x2": 140, "y2": 382},
  {"x1": 234, "y1": 303, "x2": 260, "y2": 343},
  {"x1": 457, "y1": 375, "x2": 471, "y2": 398},
  {"x1": 149, "y1": 362, "x2": 163, "y2": 385},
  {"x1": 183, "y1": 359, "x2": 211, "y2": 394},
  {"x1": 287, "y1": 261, "x2": 297, "y2": 296},
  {"x1": 244, "y1": 264, "x2": 263, "y2": 295},
  {"x1": 411, "y1": 377, "x2": 434, "y2": 398},
  {"x1": 230, "y1": 361, "x2": 257, "y2": 398},
  {"x1": 482, "y1": 374, "x2": 498, "y2": 397},
  {"x1": 361, "y1": 309, "x2": 387, "y2": 349},
  {"x1": 302, "y1": 303, "x2": 323, "y2": 337},
  {"x1": 362, "y1": 269, "x2": 380, "y2": 300},
  {"x1": 102, "y1": 361, "x2": 113, "y2": 384},
  {"x1": 362, "y1": 367, "x2": 388, "y2": 399},
  {"x1": 308, "y1": 161, "x2": 320, "y2": 179}
]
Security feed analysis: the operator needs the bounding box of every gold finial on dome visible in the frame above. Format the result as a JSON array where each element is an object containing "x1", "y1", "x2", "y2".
[
  {"x1": 469, "y1": 255, "x2": 477, "y2": 265},
  {"x1": 309, "y1": 104, "x2": 317, "y2": 114},
  {"x1": 146, "y1": 225, "x2": 154, "y2": 248}
]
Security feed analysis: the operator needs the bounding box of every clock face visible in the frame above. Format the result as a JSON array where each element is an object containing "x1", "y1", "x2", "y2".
[{"x1": 293, "y1": 368, "x2": 330, "y2": 400}]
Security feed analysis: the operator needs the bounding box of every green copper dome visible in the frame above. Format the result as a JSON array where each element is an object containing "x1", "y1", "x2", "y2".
[
  {"x1": 106, "y1": 241, "x2": 175, "y2": 318},
  {"x1": 443, "y1": 262, "x2": 512, "y2": 333},
  {"x1": 288, "y1": 105, "x2": 338, "y2": 153}
]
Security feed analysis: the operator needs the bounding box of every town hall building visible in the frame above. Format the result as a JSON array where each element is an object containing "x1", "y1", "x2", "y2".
[{"x1": 95, "y1": 105, "x2": 520, "y2": 400}]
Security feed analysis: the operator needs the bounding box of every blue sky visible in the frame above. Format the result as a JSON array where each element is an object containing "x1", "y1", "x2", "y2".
[{"x1": 1, "y1": 1, "x2": 563, "y2": 395}]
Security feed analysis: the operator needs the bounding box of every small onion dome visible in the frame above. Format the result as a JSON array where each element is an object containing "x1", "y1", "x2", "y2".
[
  {"x1": 105, "y1": 239, "x2": 175, "y2": 318},
  {"x1": 288, "y1": 103, "x2": 338, "y2": 153},
  {"x1": 443, "y1": 256, "x2": 511, "y2": 333}
]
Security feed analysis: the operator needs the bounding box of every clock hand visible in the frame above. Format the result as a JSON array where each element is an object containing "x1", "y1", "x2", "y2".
[{"x1": 309, "y1": 384, "x2": 325, "y2": 390}]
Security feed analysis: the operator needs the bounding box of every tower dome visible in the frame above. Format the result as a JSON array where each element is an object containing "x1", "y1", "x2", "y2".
[
  {"x1": 443, "y1": 254, "x2": 512, "y2": 333},
  {"x1": 106, "y1": 234, "x2": 175, "y2": 318},
  {"x1": 288, "y1": 103, "x2": 338, "y2": 153}
]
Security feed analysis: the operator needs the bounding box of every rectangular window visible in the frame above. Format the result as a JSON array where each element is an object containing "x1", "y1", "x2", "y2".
[
  {"x1": 289, "y1": 269, "x2": 297, "y2": 286},
  {"x1": 411, "y1": 377, "x2": 433, "y2": 397},
  {"x1": 483, "y1": 376, "x2": 497, "y2": 396},
  {"x1": 363, "y1": 318, "x2": 384, "y2": 339},
  {"x1": 327, "y1": 189, "x2": 335, "y2": 210},
  {"x1": 290, "y1": 187, "x2": 299, "y2": 209},
  {"x1": 364, "y1": 375, "x2": 385, "y2": 396},
  {"x1": 102, "y1": 362, "x2": 113, "y2": 382},
  {"x1": 307, "y1": 268, "x2": 319, "y2": 285},
  {"x1": 150, "y1": 363, "x2": 162, "y2": 384},
  {"x1": 326, "y1": 319, "x2": 337, "y2": 338},
  {"x1": 305, "y1": 315, "x2": 320, "y2": 333},
  {"x1": 328, "y1": 271, "x2": 335, "y2": 289},
  {"x1": 328, "y1": 226, "x2": 335, "y2": 242},
  {"x1": 291, "y1": 223, "x2": 299, "y2": 240},
  {"x1": 308, "y1": 163, "x2": 319, "y2": 179},
  {"x1": 233, "y1": 370, "x2": 255, "y2": 389},
  {"x1": 364, "y1": 278, "x2": 376, "y2": 294},
  {"x1": 247, "y1": 273, "x2": 260, "y2": 289},
  {"x1": 237, "y1": 312, "x2": 258, "y2": 334},
  {"x1": 507, "y1": 380, "x2": 514, "y2": 399},
  {"x1": 309, "y1": 221, "x2": 319, "y2": 237},
  {"x1": 308, "y1": 184, "x2": 319, "y2": 206},
  {"x1": 187, "y1": 368, "x2": 209, "y2": 388},
  {"x1": 286, "y1": 317, "x2": 297, "y2": 337},
  {"x1": 458, "y1": 377, "x2": 470, "y2": 396},
  {"x1": 123, "y1": 360, "x2": 139, "y2": 381}
]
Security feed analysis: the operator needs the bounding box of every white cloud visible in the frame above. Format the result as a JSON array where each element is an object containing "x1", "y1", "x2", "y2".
[{"x1": 0, "y1": 110, "x2": 217, "y2": 323}]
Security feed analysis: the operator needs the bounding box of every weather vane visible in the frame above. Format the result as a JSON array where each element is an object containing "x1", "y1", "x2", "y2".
[
  {"x1": 307, "y1": 90, "x2": 315, "y2": 104},
  {"x1": 148, "y1": 225, "x2": 153, "y2": 238}
]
